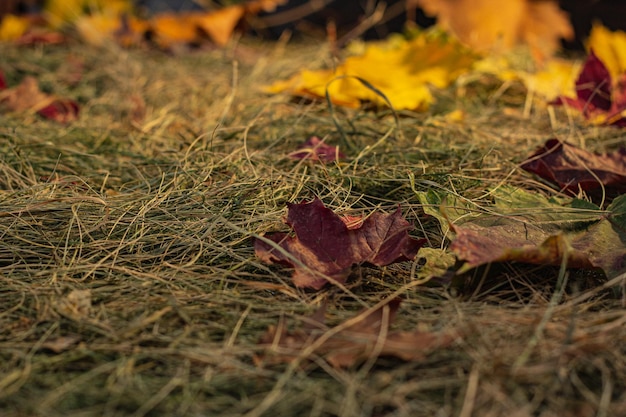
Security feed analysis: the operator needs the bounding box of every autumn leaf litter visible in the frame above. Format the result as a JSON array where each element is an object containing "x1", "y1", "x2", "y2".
[{"x1": 0, "y1": 35, "x2": 625, "y2": 417}]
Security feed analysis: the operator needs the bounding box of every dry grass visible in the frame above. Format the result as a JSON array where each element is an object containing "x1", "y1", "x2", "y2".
[{"x1": 0, "y1": 35, "x2": 625, "y2": 417}]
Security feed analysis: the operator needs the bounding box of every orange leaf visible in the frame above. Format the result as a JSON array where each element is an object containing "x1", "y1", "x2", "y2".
[
  {"x1": 244, "y1": 0, "x2": 288, "y2": 14},
  {"x1": 149, "y1": 13, "x2": 199, "y2": 47},
  {"x1": 414, "y1": 0, "x2": 573, "y2": 61},
  {"x1": 148, "y1": 6, "x2": 245, "y2": 48},
  {"x1": 194, "y1": 5, "x2": 245, "y2": 46}
]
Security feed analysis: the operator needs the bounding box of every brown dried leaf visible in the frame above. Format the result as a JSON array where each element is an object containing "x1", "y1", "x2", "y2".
[
  {"x1": 0, "y1": 75, "x2": 79, "y2": 123},
  {"x1": 256, "y1": 298, "x2": 459, "y2": 368},
  {"x1": 41, "y1": 335, "x2": 81, "y2": 353}
]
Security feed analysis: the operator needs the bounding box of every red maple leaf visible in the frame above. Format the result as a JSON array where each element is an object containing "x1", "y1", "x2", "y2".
[
  {"x1": 255, "y1": 198, "x2": 425, "y2": 289},
  {"x1": 552, "y1": 50, "x2": 626, "y2": 127},
  {"x1": 521, "y1": 139, "x2": 626, "y2": 199},
  {"x1": 289, "y1": 136, "x2": 345, "y2": 162}
]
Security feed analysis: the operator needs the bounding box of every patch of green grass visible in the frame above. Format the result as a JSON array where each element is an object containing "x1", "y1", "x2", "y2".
[{"x1": 0, "y1": 37, "x2": 625, "y2": 417}]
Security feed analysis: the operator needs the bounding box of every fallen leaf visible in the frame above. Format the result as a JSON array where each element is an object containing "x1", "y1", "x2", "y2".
[
  {"x1": 44, "y1": 0, "x2": 132, "y2": 29},
  {"x1": 521, "y1": 139, "x2": 626, "y2": 200},
  {"x1": 587, "y1": 23, "x2": 626, "y2": 81},
  {"x1": 289, "y1": 136, "x2": 345, "y2": 162},
  {"x1": 148, "y1": 5, "x2": 244, "y2": 49},
  {"x1": 244, "y1": 0, "x2": 288, "y2": 14},
  {"x1": 37, "y1": 99, "x2": 80, "y2": 123},
  {"x1": 266, "y1": 29, "x2": 476, "y2": 111},
  {"x1": 0, "y1": 12, "x2": 63, "y2": 45},
  {"x1": 552, "y1": 50, "x2": 626, "y2": 127},
  {"x1": 148, "y1": 12, "x2": 198, "y2": 47},
  {"x1": 256, "y1": 298, "x2": 459, "y2": 368},
  {"x1": 193, "y1": 5, "x2": 245, "y2": 47},
  {"x1": 129, "y1": 93, "x2": 146, "y2": 125},
  {"x1": 15, "y1": 29, "x2": 66, "y2": 46},
  {"x1": 0, "y1": 14, "x2": 29, "y2": 41},
  {"x1": 439, "y1": 187, "x2": 626, "y2": 280},
  {"x1": 74, "y1": 12, "x2": 129, "y2": 46},
  {"x1": 255, "y1": 198, "x2": 425, "y2": 289},
  {"x1": 520, "y1": 58, "x2": 581, "y2": 101},
  {"x1": 472, "y1": 53, "x2": 580, "y2": 102},
  {"x1": 0, "y1": 75, "x2": 79, "y2": 123},
  {"x1": 41, "y1": 335, "x2": 81, "y2": 353},
  {"x1": 413, "y1": 0, "x2": 573, "y2": 61}
]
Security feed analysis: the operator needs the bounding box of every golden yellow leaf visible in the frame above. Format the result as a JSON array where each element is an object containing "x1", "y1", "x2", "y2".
[
  {"x1": 74, "y1": 13, "x2": 121, "y2": 46},
  {"x1": 587, "y1": 23, "x2": 626, "y2": 80},
  {"x1": 520, "y1": 58, "x2": 580, "y2": 101},
  {"x1": 0, "y1": 14, "x2": 29, "y2": 41},
  {"x1": 266, "y1": 31, "x2": 476, "y2": 111},
  {"x1": 471, "y1": 55, "x2": 519, "y2": 82},
  {"x1": 44, "y1": 0, "x2": 132, "y2": 28},
  {"x1": 414, "y1": 0, "x2": 572, "y2": 61},
  {"x1": 473, "y1": 53, "x2": 580, "y2": 101}
]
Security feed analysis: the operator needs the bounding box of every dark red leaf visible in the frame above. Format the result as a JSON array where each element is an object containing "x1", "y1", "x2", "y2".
[
  {"x1": 289, "y1": 136, "x2": 345, "y2": 162},
  {"x1": 255, "y1": 198, "x2": 425, "y2": 289},
  {"x1": 0, "y1": 71, "x2": 6, "y2": 90},
  {"x1": 575, "y1": 49, "x2": 612, "y2": 112},
  {"x1": 520, "y1": 139, "x2": 626, "y2": 199},
  {"x1": 37, "y1": 99, "x2": 80, "y2": 123},
  {"x1": 552, "y1": 50, "x2": 626, "y2": 127}
]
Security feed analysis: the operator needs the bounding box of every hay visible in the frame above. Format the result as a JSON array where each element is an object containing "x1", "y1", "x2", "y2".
[{"x1": 0, "y1": 37, "x2": 624, "y2": 417}]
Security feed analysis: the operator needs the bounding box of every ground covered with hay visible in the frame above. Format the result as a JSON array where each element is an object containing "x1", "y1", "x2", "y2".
[{"x1": 0, "y1": 38, "x2": 625, "y2": 417}]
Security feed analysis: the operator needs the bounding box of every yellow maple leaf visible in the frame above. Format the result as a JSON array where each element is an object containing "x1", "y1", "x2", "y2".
[
  {"x1": 413, "y1": 0, "x2": 572, "y2": 61},
  {"x1": 0, "y1": 14, "x2": 29, "y2": 41},
  {"x1": 473, "y1": 52, "x2": 580, "y2": 101},
  {"x1": 266, "y1": 31, "x2": 476, "y2": 111},
  {"x1": 519, "y1": 58, "x2": 580, "y2": 101},
  {"x1": 587, "y1": 23, "x2": 626, "y2": 80},
  {"x1": 44, "y1": 0, "x2": 132, "y2": 28}
]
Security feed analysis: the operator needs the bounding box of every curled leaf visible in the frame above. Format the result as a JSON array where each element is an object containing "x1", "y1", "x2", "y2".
[
  {"x1": 521, "y1": 139, "x2": 626, "y2": 199},
  {"x1": 447, "y1": 188, "x2": 626, "y2": 280}
]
